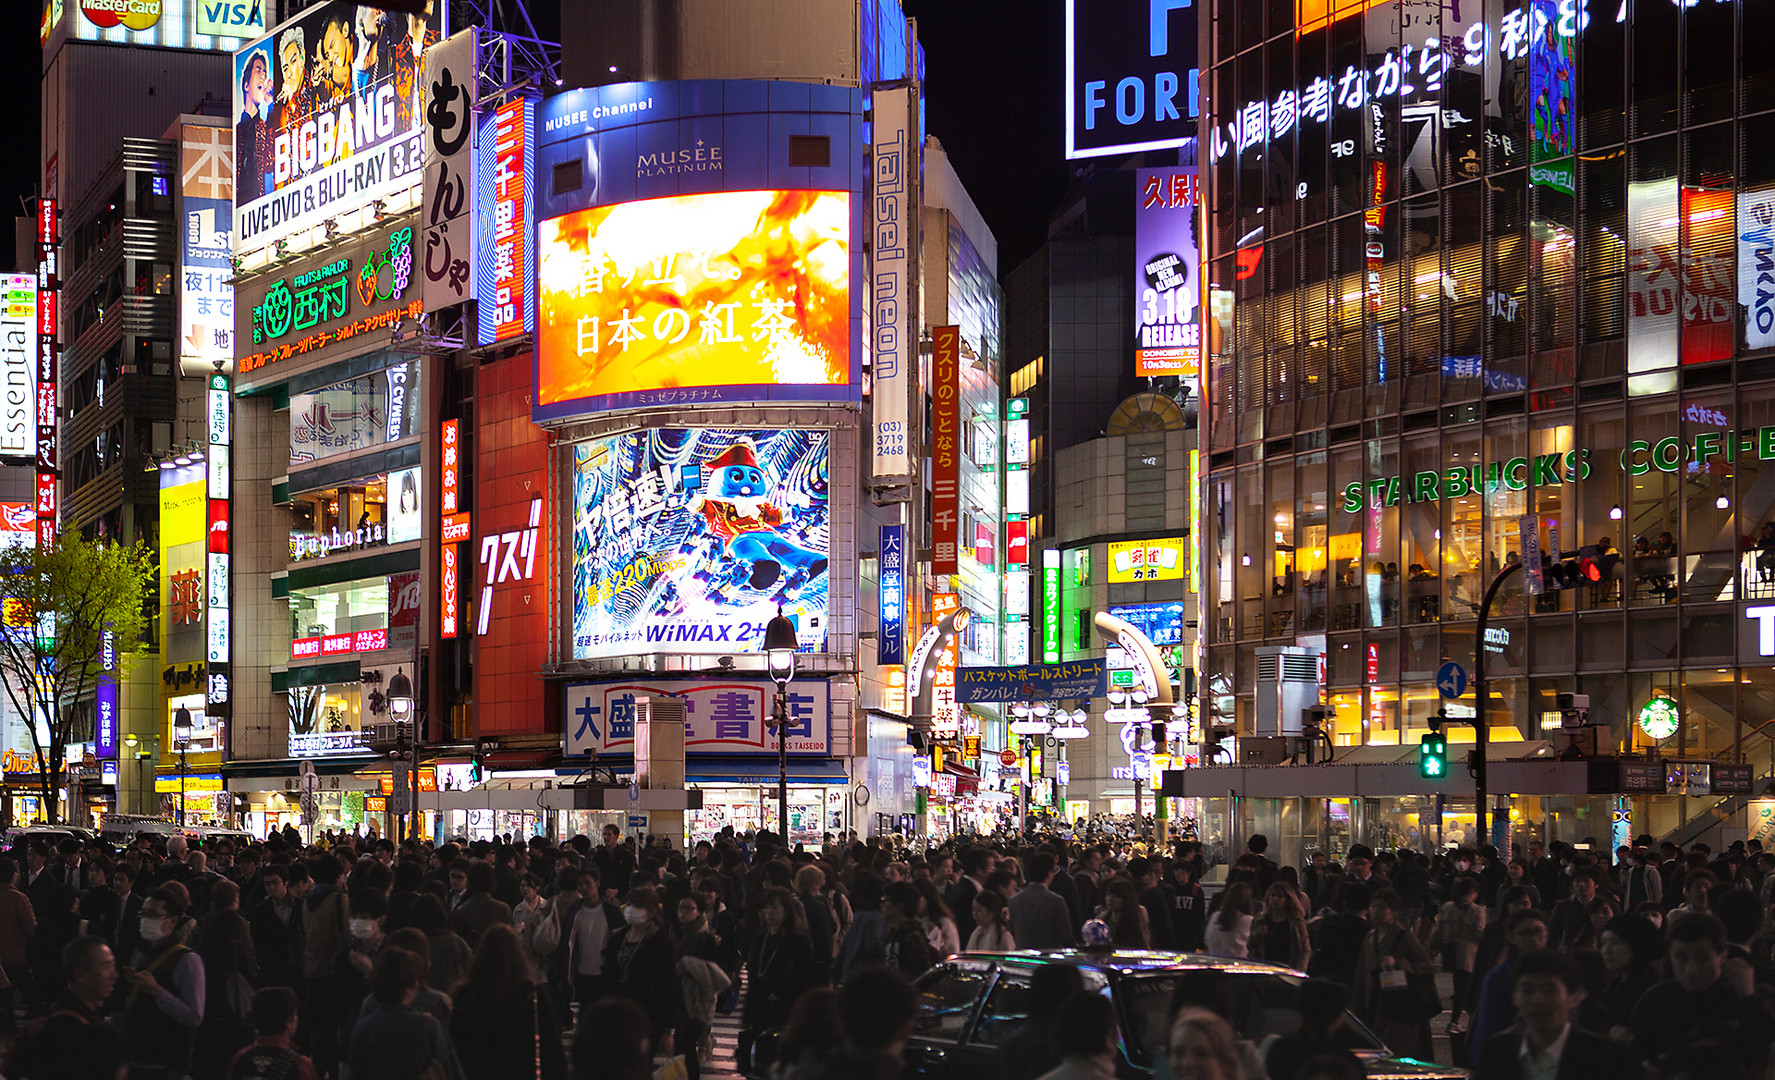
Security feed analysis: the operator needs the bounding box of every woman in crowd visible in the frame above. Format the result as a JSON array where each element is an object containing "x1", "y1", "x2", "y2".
[
  {"x1": 1100, "y1": 878, "x2": 1152, "y2": 948},
  {"x1": 604, "y1": 885, "x2": 680, "y2": 1058},
  {"x1": 967, "y1": 890, "x2": 1016, "y2": 951},
  {"x1": 449, "y1": 924, "x2": 567, "y2": 1080},
  {"x1": 1204, "y1": 881, "x2": 1254, "y2": 959},
  {"x1": 349, "y1": 947, "x2": 467, "y2": 1080},
  {"x1": 1247, "y1": 881, "x2": 1310, "y2": 970},
  {"x1": 1350, "y1": 888, "x2": 1435, "y2": 1061},
  {"x1": 739, "y1": 886, "x2": 817, "y2": 1076}
]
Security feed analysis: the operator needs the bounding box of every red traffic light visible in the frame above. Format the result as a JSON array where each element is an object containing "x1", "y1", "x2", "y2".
[{"x1": 1578, "y1": 556, "x2": 1602, "y2": 583}]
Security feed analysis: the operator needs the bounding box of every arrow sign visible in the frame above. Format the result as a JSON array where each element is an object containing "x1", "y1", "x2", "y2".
[{"x1": 1437, "y1": 661, "x2": 1468, "y2": 700}]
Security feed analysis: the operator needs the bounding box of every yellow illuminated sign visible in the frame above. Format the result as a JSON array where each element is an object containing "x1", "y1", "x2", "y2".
[
  {"x1": 1107, "y1": 539, "x2": 1186, "y2": 583},
  {"x1": 1295, "y1": 0, "x2": 1391, "y2": 36}
]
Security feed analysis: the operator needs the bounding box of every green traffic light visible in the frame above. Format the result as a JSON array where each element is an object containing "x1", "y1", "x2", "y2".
[{"x1": 1419, "y1": 732, "x2": 1447, "y2": 778}]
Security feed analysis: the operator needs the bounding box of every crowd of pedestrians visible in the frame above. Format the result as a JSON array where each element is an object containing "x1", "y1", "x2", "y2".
[{"x1": 0, "y1": 819, "x2": 1770, "y2": 1080}]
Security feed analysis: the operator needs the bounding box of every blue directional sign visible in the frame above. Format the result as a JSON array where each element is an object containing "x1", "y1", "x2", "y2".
[{"x1": 1437, "y1": 662, "x2": 1468, "y2": 700}]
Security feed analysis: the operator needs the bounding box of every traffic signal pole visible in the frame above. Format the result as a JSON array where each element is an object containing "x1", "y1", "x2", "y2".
[{"x1": 1471, "y1": 559, "x2": 1522, "y2": 850}]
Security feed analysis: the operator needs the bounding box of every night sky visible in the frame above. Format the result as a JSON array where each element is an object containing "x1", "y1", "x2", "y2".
[{"x1": 4, "y1": 1, "x2": 1071, "y2": 273}]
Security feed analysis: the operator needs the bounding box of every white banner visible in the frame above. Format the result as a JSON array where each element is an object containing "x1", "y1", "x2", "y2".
[
  {"x1": 423, "y1": 30, "x2": 478, "y2": 312},
  {"x1": 1740, "y1": 186, "x2": 1775, "y2": 352},
  {"x1": 565, "y1": 679, "x2": 832, "y2": 757},
  {"x1": 869, "y1": 85, "x2": 915, "y2": 496},
  {"x1": 1626, "y1": 178, "x2": 1679, "y2": 374}
]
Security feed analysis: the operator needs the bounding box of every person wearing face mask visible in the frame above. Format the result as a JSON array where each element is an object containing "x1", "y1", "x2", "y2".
[
  {"x1": 334, "y1": 890, "x2": 389, "y2": 1062},
  {"x1": 192, "y1": 879, "x2": 259, "y2": 1080},
  {"x1": 602, "y1": 887, "x2": 679, "y2": 1065},
  {"x1": 124, "y1": 887, "x2": 206, "y2": 1080}
]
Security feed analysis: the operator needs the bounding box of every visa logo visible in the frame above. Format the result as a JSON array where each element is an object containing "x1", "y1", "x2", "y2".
[{"x1": 197, "y1": 0, "x2": 262, "y2": 37}]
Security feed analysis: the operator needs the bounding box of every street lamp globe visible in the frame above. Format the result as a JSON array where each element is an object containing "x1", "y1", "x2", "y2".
[
  {"x1": 387, "y1": 667, "x2": 414, "y2": 723},
  {"x1": 172, "y1": 705, "x2": 193, "y2": 745},
  {"x1": 763, "y1": 609, "x2": 799, "y2": 687}
]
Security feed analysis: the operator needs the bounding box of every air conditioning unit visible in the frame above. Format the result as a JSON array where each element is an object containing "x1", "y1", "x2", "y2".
[{"x1": 1253, "y1": 646, "x2": 1322, "y2": 738}]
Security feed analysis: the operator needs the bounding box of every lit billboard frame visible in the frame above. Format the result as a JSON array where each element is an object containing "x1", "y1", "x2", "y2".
[
  {"x1": 1065, "y1": 0, "x2": 1200, "y2": 160},
  {"x1": 534, "y1": 79, "x2": 865, "y2": 422}
]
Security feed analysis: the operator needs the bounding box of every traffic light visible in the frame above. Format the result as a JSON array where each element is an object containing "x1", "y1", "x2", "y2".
[{"x1": 1419, "y1": 730, "x2": 1448, "y2": 778}]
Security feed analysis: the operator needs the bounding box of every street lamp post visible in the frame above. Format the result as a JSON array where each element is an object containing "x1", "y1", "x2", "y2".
[
  {"x1": 388, "y1": 666, "x2": 415, "y2": 844},
  {"x1": 172, "y1": 706, "x2": 192, "y2": 827},
  {"x1": 764, "y1": 609, "x2": 799, "y2": 848}
]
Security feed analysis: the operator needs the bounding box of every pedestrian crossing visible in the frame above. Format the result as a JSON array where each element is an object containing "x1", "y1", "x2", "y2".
[{"x1": 708, "y1": 1007, "x2": 744, "y2": 1080}]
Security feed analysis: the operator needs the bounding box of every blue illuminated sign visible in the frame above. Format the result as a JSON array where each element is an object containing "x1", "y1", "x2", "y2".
[
  {"x1": 1067, "y1": 0, "x2": 1200, "y2": 160},
  {"x1": 879, "y1": 524, "x2": 905, "y2": 666},
  {"x1": 1107, "y1": 602, "x2": 1185, "y2": 646}
]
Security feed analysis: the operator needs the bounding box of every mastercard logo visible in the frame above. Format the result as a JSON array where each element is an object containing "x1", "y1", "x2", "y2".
[{"x1": 80, "y1": 0, "x2": 162, "y2": 31}]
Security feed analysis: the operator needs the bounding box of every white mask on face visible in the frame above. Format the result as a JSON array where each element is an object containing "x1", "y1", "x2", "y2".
[
  {"x1": 350, "y1": 917, "x2": 379, "y2": 941},
  {"x1": 624, "y1": 906, "x2": 649, "y2": 926},
  {"x1": 140, "y1": 916, "x2": 170, "y2": 944}
]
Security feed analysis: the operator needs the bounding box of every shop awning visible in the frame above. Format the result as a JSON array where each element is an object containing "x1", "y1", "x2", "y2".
[
  {"x1": 940, "y1": 760, "x2": 980, "y2": 796},
  {"x1": 686, "y1": 760, "x2": 850, "y2": 785}
]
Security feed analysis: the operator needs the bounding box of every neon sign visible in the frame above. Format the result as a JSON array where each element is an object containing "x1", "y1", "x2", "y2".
[{"x1": 1210, "y1": 0, "x2": 1589, "y2": 162}]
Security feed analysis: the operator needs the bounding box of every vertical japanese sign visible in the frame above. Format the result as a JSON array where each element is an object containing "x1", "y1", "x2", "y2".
[
  {"x1": 423, "y1": 30, "x2": 477, "y2": 313},
  {"x1": 35, "y1": 199, "x2": 58, "y2": 548},
  {"x1": 931, "y1": 591, "x2": 960, "y2": 739},
  {"x1": 178, "y1": 122, "x2": 234, "y2": 375},
  {"x1": 1007, "y1": 520, "x2": 1029, "y2": 566},
  {"x1": 440, "y1": 417, "x2": 461, "y2": 638},
  {"x1": 878, "y1": 523, "x2": 904, "y2": 666},
  {"x1": 1135, "y1": 167, "x2": 1202, "y2": 378},
  {"x1": 931, "y1": 325, "x2": 960, "y2": 575},
  {"x1": 477, "y1": 97, "x2": 535, "y2": 345},
  {"x1": 0, "y1": 275, "x2": 37, "y2": 462},
  {"x1": 870, "y1": 85, "x2": 915, "y2": 495},
  {"x1": 207, "y1": 373, "x2": 231, "y2": 743},
  {"x1": 1526, "y1": 0, "x2": 1575, "y2": 196},
  {"x1": 1042, "y1": 548, "x2": 1062, "y2": 663},
  {"x1": 95, "y1": 629, "x2": 117, "y2": 760}
]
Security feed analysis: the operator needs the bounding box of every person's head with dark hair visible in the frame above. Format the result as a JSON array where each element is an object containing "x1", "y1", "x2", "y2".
[
  {"x1": 1028, "y1": 963, "x2": 1087, "y2": 1018},
  {"x1": 1296, "y1": 977, "x2": 1349, "y2": 1032},
  {"x1": 881, "y1": 881, "x2": 922, "y2": 926},
  {"x1": 1169, "y1": 1006, "x2": 1242, "y2": 1080},
  {"x1": 1337, "y1": 880, "x2": 1371, "y2": 915},
  {"x1": 574, "y1": 997, "x2": 653, "y2": 1080},
  {"x1": 1247, "y1": 834, "x2": 1269, "y2": 856},
  {"x1": 0, "y1": 856, "x2": 17, "y2": 886},
  {"x1": 460, "y1": 923, "x2": 534, "y2": 1008},
  {"x1": 369, "y1": 946, "x2": 423, "y2": 1005},
  {"x1": 251, "y1": 986, "x2": 300, "y2": 1038},
  {"x1": 464, "y1": 859, "x2": 496, "y2": 897},
  {"x1": 1450, "y1": 876, "x2": 1480, "y2": 902},
  {"x1": 309, "y1": 854, "x2": 342, "y2": 886},
  {"x1": 139, "y1": 886, "x2": 186, "y2": 950},
  {"x1": 1510, "y1": 950, "x2": 1584, "y2": 1047},
  {"x1": 62, "y1": 935, "x2": 117, "y2": 1008},
  {"x1": 1667, "y1": 912, "x2": 1729, "y2": 992},
  {"x1": 1024, "y1": 850, "x2": 1057, "y2": 884},
  {"x1": 1505, "y1": 907, "x2": 1549, "y2": 955},
  {"x1": 1681, "y1": 868, "x2": 1717, "y2": 911},
  {"x1": 837, "y1": 966, "x2": 919, "y2": 1054},
  {"x1": 349, "y1": 887, "x2": 388, "y2": 946},
  {"x1": 1598, "y1": 914, "x2": 1662, "y2": 975},
  {"x1": 1714, "y1": 887, "x2": 1764, "y2": 945},
  {"x1": 1051, "y1": 990, "x2": 1116, "y2": 1060},
  {"x1": 778, "y1": 986, "x2": 843, "y2": 1068},
  {"x1": 1215, "y1": 881, "x2": 1254, "y2": 930},
  {"x1": 409, "y1": 892, "x2": 450, "y2": 937}
]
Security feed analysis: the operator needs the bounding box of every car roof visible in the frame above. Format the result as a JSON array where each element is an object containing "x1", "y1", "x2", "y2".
[{"x1": 956, "y1": 947, "x2": 1308, "y2": 977}]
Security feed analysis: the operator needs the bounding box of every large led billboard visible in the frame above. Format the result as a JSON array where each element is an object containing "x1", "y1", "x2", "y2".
[
  {"x1": 231, "y1": 1, "x2": 440, "y2": 255},
  {"x1": 0, "y1": 276, "x2": 37, "y2": 462},
  {"x1": 1066, "y1": 0, "x2": 1199, "y2": 160},
  {"x1": 537, "y1": 190, "x2": 851, "y2": 417},
  {"x1": 571, "y1": 428, "x2": 829, "y2": 660}
]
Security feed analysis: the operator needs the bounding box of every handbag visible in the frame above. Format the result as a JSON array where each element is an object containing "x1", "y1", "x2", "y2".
[
  {"x1": 418, "y1": 1012, "x2": 448, "y2": 1080},
  {"x1": 1378, "y1": 965, "x2": 1442, "y2": 1023}
]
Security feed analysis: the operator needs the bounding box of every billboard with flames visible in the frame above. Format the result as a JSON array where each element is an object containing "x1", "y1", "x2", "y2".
[{"x1": 537, "y1": 190, "x2": 851, "y2": 417}]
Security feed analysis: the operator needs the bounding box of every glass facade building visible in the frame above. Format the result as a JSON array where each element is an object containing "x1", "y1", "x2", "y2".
[{"x1": 1201, "y1": 0, "x2": 1775, "y2": 838}]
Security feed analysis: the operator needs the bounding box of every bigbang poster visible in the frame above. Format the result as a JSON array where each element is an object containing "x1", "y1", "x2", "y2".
[
  {"x1": 572, "y1": 428, "x2": 830, "y2": 659},
  {"x1": 1134, "y1": 167, "x2": 1202, "y2": 378}
]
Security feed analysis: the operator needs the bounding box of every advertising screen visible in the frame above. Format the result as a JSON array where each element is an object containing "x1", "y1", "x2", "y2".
[
  {"x1": 537, "y1": 190, "x2": 851, "y2": 417},
  {"x1": 1108, "y1": 538, "x2": 1186, "y2": 582},
  {"x1": 178, "y1": 122, "x2": 234, "y2": 375},
  {"x1": 1135, "y1": 167, "x2": 1201, "y2": 378},
  {"x1": 1066, "y1": 0, "x2": 1199, "y2": 159},
  {"x1": 231, "y1": 1, "x2": 440, "y2": 254},
  {"x1": 570, "y1": 428, "x2": 829, "y2": 659},
  {"x1": 1107, "y1": 602, "x2": 1185, "y2": 646},
  {"x1": 386, "y1": 466, "x2": 422, "y2": 543},
  {"x1": 287, "y1": 359, "x2": 420, "y2": 467}
]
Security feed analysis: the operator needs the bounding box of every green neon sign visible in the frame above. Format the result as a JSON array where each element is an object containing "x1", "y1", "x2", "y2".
[
  {"x1": 1042, "y1": 558, "x2": 1062, "y2": 663},
  {"x1": 1637, "y1": 694, "x2": 1680, "y2": 740},
  {"x1": 251, "y1": 227, "x2": 413, "y2": 345},
  {"x1": 1341, "y1": 451, "x2": 1590, "y2": 513}
]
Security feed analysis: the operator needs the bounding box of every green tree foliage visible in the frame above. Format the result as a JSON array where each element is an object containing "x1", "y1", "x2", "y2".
[{"x1": 0, "y1": 535, "x2": 154, "y2": 824}]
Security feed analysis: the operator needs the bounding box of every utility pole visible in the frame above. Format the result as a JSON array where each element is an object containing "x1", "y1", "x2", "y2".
[{"x1": 1472, "y1": 560, "x2": 1522, "y2": 848}]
